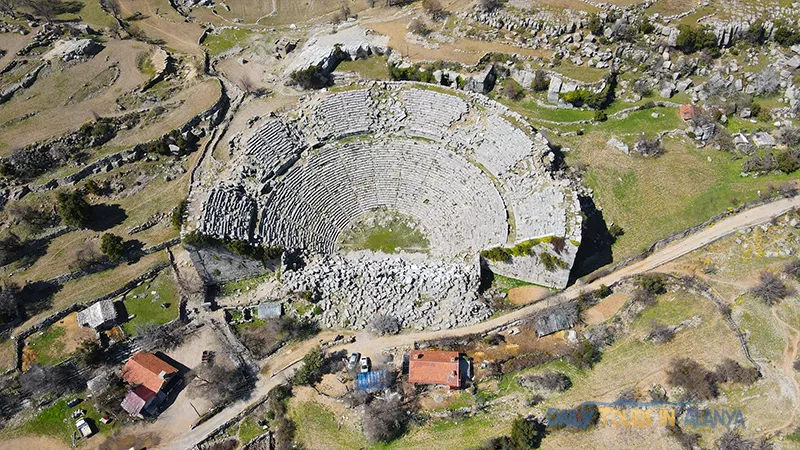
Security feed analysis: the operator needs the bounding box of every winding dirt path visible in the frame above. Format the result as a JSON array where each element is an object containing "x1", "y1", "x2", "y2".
[{"x1": 764, "y1": 305, "x2": 800, "y2": 435}]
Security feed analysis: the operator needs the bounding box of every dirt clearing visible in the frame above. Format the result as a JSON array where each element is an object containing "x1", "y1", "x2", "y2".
[
  {"x1": 583, "y1": 293, "x2": 629, "y2": 325},
  {"x1": 508, "y1": 285, "x2": 550, "y2": 305}
]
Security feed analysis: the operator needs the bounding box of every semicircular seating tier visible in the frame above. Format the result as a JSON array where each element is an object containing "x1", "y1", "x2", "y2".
[
  {"x1": 254, "y1": 138, "x2": 508, "y2": 258},
  {"x1": 198, "y1": 187, "x2": 256, "y2": 241},
  {"x1": 243, "y1": 119, "x2": 306, "y2": 180}
]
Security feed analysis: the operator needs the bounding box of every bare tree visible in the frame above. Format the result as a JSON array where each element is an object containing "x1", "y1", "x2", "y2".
[
  {"x1": 135, "y1": 323, "x2": 185, "y2": 350},
  {"x1": 777, "y1": 127, "x2": 800, "y2": 147},
  {"x1": 475, "y1": 0, "x2": 501, "y2": 12},
  {"x1": 408, "y1": 18, "x2": 431, "y2": 36},
  {"x1": 20, "y1": 363, "x2": 85, "y2": 399},
  {"x1": 239, "y1": 75, "x2": 255, "y2": 94},
  {"x1": 363, "y1": 396, "x2": 407, "y2": 443},
  {"x1": 749, "y1": 271, "x2": 789, "y2": 305},
  {"x1": 69, "y1": 242, "x2": 106, "y2": 273},
  {"x1": 647, "y1": 323, "x2": 675, "y2": 343},
  {"x1": 633, "y1": 138, "x2": 664, "y2": 157},
  {"x1": 422, "y1": 0, "x2": 445, "y2": 20},
  {"x1": 752, "y1": 68, "x2": 780, "y2": 96},
  {"x1": 0, "y1": 234, "x2": 23, "y2": 266},
  {"x1": 7, "y1": 202, "x2": 58, "y2": 229},
  {"x1": 98, "y1": 0, "x2": 120, "y2": 17},
  {"x1": 191, "y1": 365, "x2": 255, "y2": 406},
  {"x1": 717, "y1": 431, "x2": 772, "y2": 450},
  {"x1": 667, "y1": 357, "x2": 717, "y2": 400},
  {"x1": 518, "y1": 371, "x2": 572, "y2": 392},
  {"x1": 370, "y1": 314, "x2": 400, "y2": 335},
  {"x1": 23, "y1": 0, "x2": 59, "y2": 21},
  {"x1": 0, "y1": 0, "x2": 19, "y2": 18},
  {"x1": 784, "y1": 258, "x2": 800, "y2": 281},
  {"x1": 0, "y1": 283, "x2": 21, "y2": 325}
]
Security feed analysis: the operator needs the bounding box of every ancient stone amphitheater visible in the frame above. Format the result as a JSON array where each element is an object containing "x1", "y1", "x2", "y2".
[{"x1": 194, "y1": 82, "x2": 583, "y2": 331}]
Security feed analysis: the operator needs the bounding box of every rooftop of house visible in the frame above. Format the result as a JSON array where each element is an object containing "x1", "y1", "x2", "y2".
[
  {"x1": 121, "y1": 352, "x2": 178, "y2": 393},
  {"x1": 121, "y1": 386, "x2": 157, "y2": 416},
  {"x1": 76, "y1": 299, "x2": 118, "y2": 329},
  {"x1": 679, "y1": 104, "x2": 699, "y2": 121},
  {"x1": 408, "y1": 350, "x2": 461, "y2": 389}
]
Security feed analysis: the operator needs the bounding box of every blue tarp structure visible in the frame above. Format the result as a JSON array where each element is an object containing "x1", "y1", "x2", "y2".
[{"x1": 356, "y1": 370, "x2": 390, "y2": 392}]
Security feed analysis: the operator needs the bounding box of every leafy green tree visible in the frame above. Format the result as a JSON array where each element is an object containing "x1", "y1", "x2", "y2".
[
  {"x1": 293, "y1": 347, "x2": 323, "y2": 386},
  {"x1": 531, "y1": 70, "x2": 549, "y2": 91},
  {"x1": 172, "y1": 199, "x2": 187, "y2": 230},
  {"x1": 587, "y1": 13, "x2": 604, "y2": 36},
  {"x1": 502, "y1": 78, "x2": 524, "y2": 100},
  {"x1": 56, "y1": 190, "x2": 91, "y2": 228},
  {"x1": 100, "y1": 233, "x2": 125, "y2": 261},
  {"x1": 776, "y1": 149, "x2": 800, "y2": 174},
  {"x1": 774, "y1": 25, "x2": 800, "y2": 47},
  {"x1": 675, "y1": 25, "x2": 718, "y2": 54},
  {"x1": 510, "y1": 416, "x2": 546, "y2": 449}
]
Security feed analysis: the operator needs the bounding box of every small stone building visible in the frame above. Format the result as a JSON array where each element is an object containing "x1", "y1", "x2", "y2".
[
  {"x1": 256, "y1": 301, "x2": 282, "y2": 319},
  {"x1": 77, "y1": 300, "x2": 118, "y2": 330}
]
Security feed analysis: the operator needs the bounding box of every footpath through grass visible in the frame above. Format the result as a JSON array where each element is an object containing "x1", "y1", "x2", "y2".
[{"x1": 335, "y1": 56, "x2": 390, "y2": 80}]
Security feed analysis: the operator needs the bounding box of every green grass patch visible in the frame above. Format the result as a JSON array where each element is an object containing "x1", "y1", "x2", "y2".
[
  {"x1": 491, "y1": 273, "x2": 535, "y2": 293},
  {"x1": 335, "y1": 56, "x2": 390, "y2": 80},
  {"x1": 78, "y1": 0, "x2": 118, "y2": 30},
  {"x1": 599, "y1": 107, "x2": 683, "y2": 140},
  {"x1": 27, "y1": 326, "x2": 66, "y2": 367},
  {"x1": 630, "y1": 291, "x2": 704, "y2": 333},
  {"x1": 567, "y1": 133, "x2": 797, "y2": 262},
  {"x1": 736, "y1": 296, "x2": 784, "y2": 362},
  {"x1": 219, "y1": 273, "x2": 273, "y2": 297},
  {"x1": 234, "y1": 317, "x2": 266, "y2": 333},
  {"x1": 339, "y1": 209, "x2": 430, "y2": 254},
  {"x1": 237, "y1": 416, "x2": 266, "y2": 445},
  {"x1": 202, "y1": 28, "x2": 256, "y2": 56},
  {"x1": 291, "y1": 401, "x2": 368, "y2": 449},
  {"x1": 121, "y1": 271, "x2": 179, "y2": 336},
  {"x1": 3, "y1": 397, "x2": 119, "y2": 444}
]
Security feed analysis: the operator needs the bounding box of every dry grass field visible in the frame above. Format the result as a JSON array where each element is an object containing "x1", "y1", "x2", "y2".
[
  {"x1": 116, "y1": 0, "x2": 205, "y2": 55},
  {"x1": 364, "y1": 13, "x2": 550, "y2": 64},
  {"x1": 0, "y1": 40, "x2": 151, "y2": 153}
]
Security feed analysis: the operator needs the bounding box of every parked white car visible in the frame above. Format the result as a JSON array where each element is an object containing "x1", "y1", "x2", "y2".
[{"x1": 75, "y1": 418, "x2": 93, "y2": 438}]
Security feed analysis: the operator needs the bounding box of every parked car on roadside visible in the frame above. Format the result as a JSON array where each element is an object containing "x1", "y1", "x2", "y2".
[
  {"x1": 75, "y1": 418, "x2": 93, "y2": 438},
  {"x1": 348, "y1": 352, "x2": 361, "y2": 370}
]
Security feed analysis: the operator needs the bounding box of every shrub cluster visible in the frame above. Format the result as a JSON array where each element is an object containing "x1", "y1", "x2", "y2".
[
  {"x1": 183, "y1": 230, "x2": 283, "y2": 262},
  {"x1": 388, "y1": 62, "x2": 436, "y2": 83},
  {"x1": 560, "y1": 72, "x2": 617, "y2": 109},
  {"x1": 667, "y1": 357, "x2": 759, "y2": 401},
  {"x1": 675, "y1": 25, "x2": 719, "y2": 55}
]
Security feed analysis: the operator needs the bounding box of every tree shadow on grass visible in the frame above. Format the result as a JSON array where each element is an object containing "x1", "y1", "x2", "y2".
[
  {"x1": 87, "y1": 204, "x2": 127, "y2": 232},
  {"x1": 124, "y1": 239, "x2": 145, "y2": 264},
  {"x1": 20, "y1": 280, "x2": 61, "y2": 317}
]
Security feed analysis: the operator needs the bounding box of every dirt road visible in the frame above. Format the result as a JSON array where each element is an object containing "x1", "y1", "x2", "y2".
[{"x1": 160, "y1": 194, "x2": 800, "y2": 449}]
